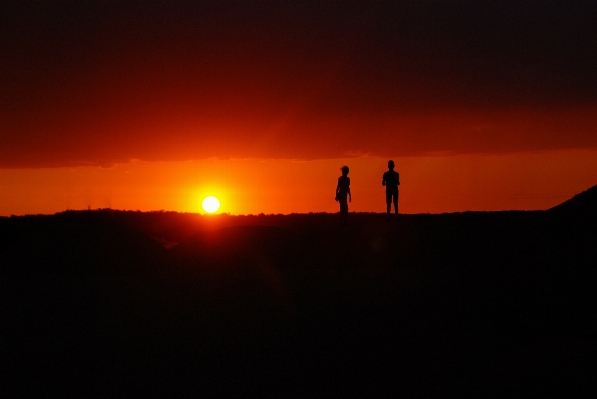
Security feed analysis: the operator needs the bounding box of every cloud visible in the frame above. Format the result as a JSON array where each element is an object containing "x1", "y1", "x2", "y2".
[{"x1": 1, "y1": 1, "x2": 596, "y2": 168}]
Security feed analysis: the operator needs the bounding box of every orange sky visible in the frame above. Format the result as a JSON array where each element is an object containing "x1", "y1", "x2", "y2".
[
  {"x1": 1, "y1": 2, "x2": 596, "y2": 215},
  {"x1": 2, "y1": 151, "x2": 596, "y2": 216}
]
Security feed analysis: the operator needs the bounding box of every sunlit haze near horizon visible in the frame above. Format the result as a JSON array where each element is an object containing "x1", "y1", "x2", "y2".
[
  {"x1": 1, "y1": 1, "x2": 596, "y2": 216},
  {"x1": 2, "y1": 151, "x2": 597, "y2": 216}
]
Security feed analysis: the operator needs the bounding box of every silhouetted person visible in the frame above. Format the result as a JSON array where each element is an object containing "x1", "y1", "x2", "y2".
[
  {"x1": 382, "y1": 160, "x2": 399, "y2": 219},
  {"x1": 335, "y1": 166, "x2": 351, "y2": 225}
]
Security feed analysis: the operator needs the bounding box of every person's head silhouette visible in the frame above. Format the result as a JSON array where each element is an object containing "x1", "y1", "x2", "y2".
[
  {"x1": 388, "y1": 160, "x2": 395, "y2": 170},
  {"x1": 341, "y1": 166, "x2": 349, "y2": 176}
]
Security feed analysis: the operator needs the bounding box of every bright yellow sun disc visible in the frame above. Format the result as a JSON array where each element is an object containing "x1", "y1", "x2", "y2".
[{"x1": 202, "y1": 196, "x2": 220, "y2": 213}]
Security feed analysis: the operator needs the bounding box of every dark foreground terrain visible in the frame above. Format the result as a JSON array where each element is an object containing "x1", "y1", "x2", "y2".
[{"x1": 2, "y1": 188, "x2": 597, "y2": 397}]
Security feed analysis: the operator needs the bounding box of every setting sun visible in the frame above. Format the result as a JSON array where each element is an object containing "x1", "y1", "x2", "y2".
[{"x1": 202, "y1": 196, "x2": 221, "y2": 213}]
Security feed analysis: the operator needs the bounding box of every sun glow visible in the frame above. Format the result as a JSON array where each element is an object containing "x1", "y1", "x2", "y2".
[{"x1": 202, "y1": 196, "x2": 221, "y2": 213}]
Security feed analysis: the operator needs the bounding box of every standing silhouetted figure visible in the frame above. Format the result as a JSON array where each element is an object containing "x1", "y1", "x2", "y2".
[
  {"x1": 336, "y1": 166, "x2": 351, "y2": 225},
  {"x1": 382, "y1": 160, "x2": 399, "y2": 219}
]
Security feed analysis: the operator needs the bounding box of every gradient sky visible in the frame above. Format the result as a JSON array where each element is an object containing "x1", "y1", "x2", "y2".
[{"x1": 2, "y1": 1, "x2": 597, "y2": 215}]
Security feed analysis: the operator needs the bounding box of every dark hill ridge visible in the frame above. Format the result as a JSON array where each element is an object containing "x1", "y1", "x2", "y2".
[
  {"x1": 550, "y1": 183, "x2": 597, "y2": 214},
  {"x1": 0, "y1": 211, "x2": 167, "y2": 275},
  {"x1": 2, "y1": 186, "x2": 597, "y2": 396}
]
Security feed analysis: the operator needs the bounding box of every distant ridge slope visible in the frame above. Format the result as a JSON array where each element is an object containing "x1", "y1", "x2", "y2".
[{"x1": 550, "y1": 184, "x2": 597, "y2": 214}]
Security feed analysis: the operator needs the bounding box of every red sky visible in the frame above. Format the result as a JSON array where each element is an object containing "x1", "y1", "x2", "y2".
[{"x1": 1, "y1": 1, "x2": 597, "y2": 215}]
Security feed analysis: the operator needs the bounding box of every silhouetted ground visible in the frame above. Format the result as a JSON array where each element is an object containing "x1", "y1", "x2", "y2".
[{"x1": 2, "y1": 194, "x2": 597, "y2": 396}]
